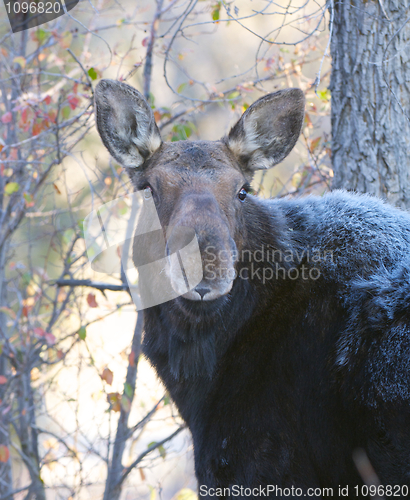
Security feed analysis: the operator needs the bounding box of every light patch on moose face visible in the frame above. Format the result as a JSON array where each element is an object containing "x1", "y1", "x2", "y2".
[
  {"x1": 165, "y1": 230, "x2": 235, "y2": 302},
  {"x1": 181, "y1": 280, "x2": 234, "y2": 302},
  {"x1": 166, "y1": 234, "x2": 203, "y2": 296}
]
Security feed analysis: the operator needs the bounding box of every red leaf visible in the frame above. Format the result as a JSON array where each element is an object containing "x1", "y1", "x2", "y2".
[
  {"x1": 0, "y1": 376, "x2": 7, "y2": 385},
  {"x1": 45, "y1": 333, "x2": 56, "y2": 346},
  {"x1": 67, "y1": 94, "x2": 80, "y2": 110},
  {"x1": 142, "y1": 37, "x2": 149, "y2": 47},
  {"x1": 87, "y1": 293, "x2": 98, "y2": 308},
  {"x1": 21, "y1": 107, "x2": 29, "y2": 124},
  {"x1": 128, "y1": 350, "x2": 135, "y2": 367},
  {"x1": 48, "y1": 110, "x2": 57, "y2": 123},
  {"x1": 34, "y1": 327, "x2": 46, "y2": 337},
  {"x1": 1, "y1": 112, "x2": 12, "y2": 124},
  {"x1": 43, "y1": 95, "x2": 51, "y2": 105},
  {"x1": 32, "y1": 122, "x2": 42, "y2": 136},
  {"x1": 0, "y1": 445, "x2": 10, "y2": 463}
]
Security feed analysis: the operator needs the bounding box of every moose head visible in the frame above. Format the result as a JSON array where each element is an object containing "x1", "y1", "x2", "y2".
[{"x1": 94, "y1": 80, "x2": 305, "y2": 310}]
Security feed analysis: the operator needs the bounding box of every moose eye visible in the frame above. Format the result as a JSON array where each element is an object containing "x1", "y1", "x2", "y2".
[{"x1": 238, "y1": 187, "x2": 248, "y2": 202}]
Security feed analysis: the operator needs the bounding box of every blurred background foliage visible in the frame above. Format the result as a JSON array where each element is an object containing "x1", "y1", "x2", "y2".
[{"x1": 0, "y1": 0, "x2": 331, "y2": 498}]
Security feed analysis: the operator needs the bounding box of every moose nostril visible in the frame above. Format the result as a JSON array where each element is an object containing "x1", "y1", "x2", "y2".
[{"x1": 195, "y1": 287, "x2": 211, "y2": 299}]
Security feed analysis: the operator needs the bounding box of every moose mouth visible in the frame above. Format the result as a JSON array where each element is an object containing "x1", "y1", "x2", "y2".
[{"x1": 175, "y1": 289, "x2": 232, "y2": 317}]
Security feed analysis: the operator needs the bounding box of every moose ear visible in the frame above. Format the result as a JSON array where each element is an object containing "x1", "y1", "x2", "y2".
[
  {"x1": 225, "y1": 88, "x2": 305, "y2": 172},
  {"x1": 94, "y1": 80, "x2": 162, "y2": 169}
]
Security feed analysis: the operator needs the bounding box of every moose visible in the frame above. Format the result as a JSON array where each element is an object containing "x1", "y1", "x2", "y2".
[{"x1": 94, "y1": 80, "x2": 410, "y2": 498}]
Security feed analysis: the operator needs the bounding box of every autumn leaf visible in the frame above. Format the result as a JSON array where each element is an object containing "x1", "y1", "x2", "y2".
[
  {"x1": 43, "y1": 95, "x2": 52, "y2": 105},
  {"x1": 34, "y1": 328, "x2": 55, "y2": 344},
  {"x1": 87, "y1": 67, "x2": 98, "y2": 80},
  {"x1": 21, "y1": 107, "x2": 30, "y2": 124},
  {"x1": 24, "y1": 193, "x2": 35, "y2": 208},
  {"x1": 124, "y1": 382, "x2": 133, "y2": 398},
  {"x1": 5, "y1": 182, "x2": 19, "y2": 195},
  {"x1": 61, "y1": 106, "x2": 70, "y2": 120},
  {"x1": 0, "y1": 445, "x2": 10, "y2": 463},
  {"x1": 13, "y1": 56, "x2": 26, "y2": 68},
  {"x1": 0, "y1": 376, "x2": 7, "y2": 385},
  {"x1": 33, "y1": 28, "x2": 47, "y2": 43},
  {"x1": 310, "y1": 137, "x2": 321, "y2": 152},
  {"x1": 121, "y1": 396, "x2": 131, "y2": 412},
  {"x1": 34, "y1": 327, "x2": 46, "y2": 337},
  {"x1": 87, "y1": 293, "x2": 98, "y2": 308},
  {"x1": 48, "y1": 110, "x2": 57, "y2": 123},
  {"x1": 147, "y1": 441, "x2": 166, "y2": 459},
  {"x1": 53, "y1": 183, "x2": 61, "y2": 194},
  {"x1": 212, "y1": 3, "x2": 221, "y2": 22},
  {"x1": 304, "y1": 113, "x2": 313, "y2": 128},
  {"x1": 107, "y1": 392, "x2": 121, "y2": 412},
  {"x1": 101, "y1": 367, "x2": 113, "y2": 385},
  {"x1": 32, "y1": 122, "x2": 43, "y2": 136},
  {"x1": 142, "y1": 37, "x2": 149, "y2": 47},
  {"x1": 44, "y1": 332, "x2": 56, "y2": 346},
  {"x1": 67, "y1": 94, "x2": 80, "y2": 110},
  {"x1": 158, "y1": 444, "x2": 166, "y2": 460},
  {"x1": 176, "y1": 489, "x2": 197, "y2": 500},
  {"x1": 78, "y1": 326, "x2": 86, "y2": 340},
  {"x1": 1, "y1": 112, "x2": 12, "y2": 124},
  {"x1": 128, "y1": 350, "x2": 135, "y2": 367}
]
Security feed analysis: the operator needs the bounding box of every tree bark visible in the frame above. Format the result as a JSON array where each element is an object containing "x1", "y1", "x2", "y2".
[
  {"x1": 330, "y1": 0, "x2": 410, "y2": 208},
  {"x1": 0, "y1": 243, "x2": 13, "y2": 500}
]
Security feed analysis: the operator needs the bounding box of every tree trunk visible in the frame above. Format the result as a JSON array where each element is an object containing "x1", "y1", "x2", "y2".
[
  {"x1": 0, "y1": 242, "x2": 13, "y2": 500},
  {"x1": 330, "y1": 0, "x2": 410, "y2": 208}
]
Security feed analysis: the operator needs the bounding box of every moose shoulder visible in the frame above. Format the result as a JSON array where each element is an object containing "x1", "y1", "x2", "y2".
[{"x1": 95, "y1": 80, "x2": 410, "y2": 498}]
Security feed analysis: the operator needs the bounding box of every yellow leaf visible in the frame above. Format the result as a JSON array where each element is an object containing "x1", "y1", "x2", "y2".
[
  {"x1": 292, "y1": 172, "x2": 302, "y2": 188},
  {"x1": 176, "y1": 489, "x2": 198, "y2": 500},
  {"x1": 13, "y1": 56, "x2": 26, "y2": 69}
]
